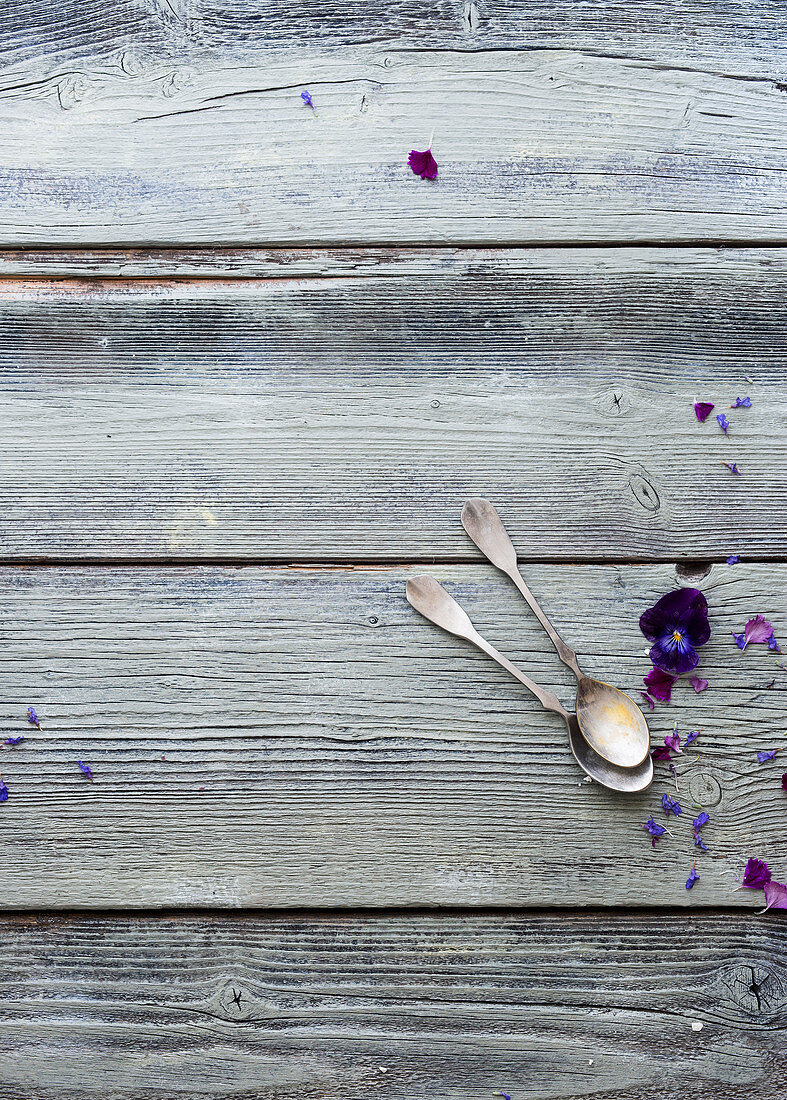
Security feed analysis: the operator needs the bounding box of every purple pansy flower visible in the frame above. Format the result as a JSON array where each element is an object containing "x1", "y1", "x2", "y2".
[
  {"x1": 643, "y1": 666, "x2": 676, "y2": 702},
  {"x1": 716, "y1": 413, "x2": 730, "y2": 434},
  {"x1": 726, "y1": 555, "x2": 741, "y2": 565},
  {"x1": 301, "y1": 90, "x2": 315, "y2": 109},
  {"x1": 757, "y1": 750, "x2": 778, "y2": 763},
  {"x1": 722, "y1": 462, "x2": 740, "y2": 475},
  {"x1": 684, "y1": 729, "x2": 701, "y2": 746},
  {"x1": 742, "y1": 857, "x2": 771, "y2": 889},
  {"x1": 689, "y1": 676, "x2": 709, "y2": 693},
  {"x1": 730, "y1": 397, "x2": 751, "y2": 408},
  {"x1": 686, "y1": 866, "x2": 699, "y2": 890},
  {"x1": 408, "y1": 147, "x2": 438, "y2": 180},
  {"x1": 3, "y1": 736, "x2": 24, "y2": 746},
  {"x1": 639, "y1": 588, "x2": 710, "y2": 675},
  {"x1": 27, "y1": 706, "x2": 40, "y2": 728},
  {"x1": 662, "y1": 793, "x2": 682, "y2": 818},
  {"x1": 643, "y1": 816, "x2": 667, "y2": 847},
  {"x1": 77, "y1": 760, "x2": 93, "y2": 782},
  {"x1": 0, "y1": 776, "x2": 7, "y2": 802},
  {"x1": 694, "y1": 401, "x2": 714, "y2": 422}
]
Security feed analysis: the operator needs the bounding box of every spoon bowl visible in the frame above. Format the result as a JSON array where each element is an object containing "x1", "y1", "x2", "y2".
[{"x1": 566, "y1": 713, "x2": 653, "y2": 792}]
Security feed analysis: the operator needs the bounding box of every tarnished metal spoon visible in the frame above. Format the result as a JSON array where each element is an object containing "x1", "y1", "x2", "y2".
[
  {"x1": 461, "y1": 498, "x2": 650, "y2": 769},
  {"x1": 405, "y1": 575, "x2": 652, "y2": 792}
]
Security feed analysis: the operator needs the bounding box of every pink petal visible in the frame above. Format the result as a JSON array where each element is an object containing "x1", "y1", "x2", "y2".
[
  {"x1": 408, "y1": 148, "x2": 438, "y2": 180},
  {"x1": 763, "y1": 881, "x2": 787, "y2": 911},
  {"x1": 744, "y1": 615, "x2": 774, "y2": 647},
  {"x1": 690, "y1": 676, "x2": 709, "y2": 693}
]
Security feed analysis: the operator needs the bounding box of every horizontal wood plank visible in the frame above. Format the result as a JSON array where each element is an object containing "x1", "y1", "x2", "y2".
[
  {"x1": 1, "y1": 8, "x2": 786, "y2": 246},
  {"x1": 0, "y1": 562, "x2": 784, "y2": 909},
  {"x1": 1, "y1": 910, "x2": 785, "y2": 1099},
  {"x1": 1, "y1": 248, "x2": 785, "y2": 561}
]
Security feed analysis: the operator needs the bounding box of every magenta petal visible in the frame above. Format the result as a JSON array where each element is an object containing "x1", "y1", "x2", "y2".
[
  {"x1": 640, "y1": 691, "x2": 655, "y2": 710},
  {"x1": 689, "y1": 676, "x2": 709, "y2": 693},
  {"x1": 408, "y1": 148, "x2": 438, "y2": 180},
  {"x1": 763, "y1": 882, "x2": 787, "y2": 910},
  {"x1": 643, "y1": 666, "x2": 676, "y2": 702},
  {"x1": 694, "y1": 401, "x2": 715, "y2": 422},
  {"x1": 742, "y1": 857, "x2": 771, "y2": 889},
  {"x1": 744, "y1": 615, "x2": 774, "y2": 646}
]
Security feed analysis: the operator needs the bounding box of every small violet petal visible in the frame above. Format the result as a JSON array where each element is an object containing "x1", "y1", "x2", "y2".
[
  {"x1": 726, "y1": 555, "x2": 741, "y2": 565},
  {"x1": 686, "y1": 867, "x2": 699, "y2": 890},
  {"x1": 643, "y1": 666, "x2": 676, "y2": 703},
  {"x1": 651, "y1": 745, "x2": 673, "y2": 761},
  {"x1": 640, "y1": 691, "x2": 655, "y2": 710},
  {"x1": 26, "y1": 706, "x2": 40, "y2": 728},
  {"x1": 3, "y1": 736, "x2": 24, "y2": 746},
  {"x1": 300, "y1": 90, "x2": 314, "y2": 108},
  {"x1": 768, "y1": 633, "x2": 781, "y2": 653},
  {"x1": 643, "y1": 816, "x2": 667, "y2": 848},
  {"x1": 722, "y1": 462, "x2": 740, "y2": 475},
  {"x1": 693, "y1": 812, "x2": 710, "y2": 830},
  {"x1": 694, "y1": 401, "x2": 715, "y2": 422},
  {"x1": 741, "y1": 615, "x2": 775, "y2": 649},
  {"x1": 757, "y1": 750, "x2": 778, "y2": 763},
  {"x1": 694, "y1": 832, "x2": 708, "y2": 851},
  {"x1": 664, "y1": 732, "x2": 682, "y2": 755},
  {"x1": 782, "y1": 773, "x2": 787, "y2": 791},
  {"x1": 732, "y1": 631, "x2": 747, "y2": 650},
  {"x1": 684, "y1": 729, "x2": 701, "y2": 746},
  {"x1": 731, "y1": 397, "x2": 752, "y2": 408},
  {"x1": 408, "y1": 147, "x2": 438, "y2": 180},
  {"x1": 662, "y1": 793, "x2": 682, "y2": 818},
  {"x1": 689, "y1": 676, "x2": 709, "y2": 693},
  {"x1": 763, "y1": 882, "x2": 787, "y2": 911},
  {"x1": 77, "y1": 760, "x2": 93, "y2": 782},
  {"x1": 0, "y1": 778, "x2": 7, "y2": 802},
  {"x1": 716, "y1": 413, "x2": 730, "y2": 434},
  {"x1": 742, "y1": 857, "x2": 771, "y2": 890}
]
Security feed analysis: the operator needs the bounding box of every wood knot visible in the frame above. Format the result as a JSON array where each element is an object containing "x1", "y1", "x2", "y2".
[
  {"x1": 688, "y1": 771, "x2": 722, "y2": 807},
  {"x1": 676, "y1": 561, "x2": 712, "y2": 583},
  {"x1": 628, "y1": 472, "x2": 660, "y2": 514},
  {"x1": 595, "y1": 388, "x2": 632, "y2": 417},
  {"x1": 215, "y1": 980, "x2": 256, "y2": 1021},
  {"x1": 724, "y1": 963, "x2": 784, "y2": 1017},
  {"x1": 462, "y1": 0, "x2": 481, "y2": 34}
]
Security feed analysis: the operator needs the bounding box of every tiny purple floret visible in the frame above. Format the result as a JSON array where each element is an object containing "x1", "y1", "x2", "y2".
[
  {"x1": 0, "y1": 777, "x2": 7, "y2": 802},
  {"x1": 686, "y1": 866, "x2": 699, "y2": 890},
  {"x1": 408, "y1": 147, "x2": 438, "y2": 180},
  {"x1": 757, "y1": 750, "x2": 778, "y2": 764},
  {"x1": 300, "y1": 90, "x2": 314, "y2": 109},
  {"x1": 77, "y1": 760, "x2": 93, "y2": 782},
  {"x1": 27, "y1": 706, "x2": 40, "y2": 728},
  {"x1": 731, "y1": 397, "x2": 751, "y2": 408},
  {"x1": 693, "y1": 812, "x2": 710, "y2": 830},
  {"x1": 643, "y1": 816, "x2": 667, "y2": 847},
  {"x1": 662, "y1": 793, "x2": 682, "y2": 818},
  {"x1": 727, "y1": 555, "x2": 741, "y2": 565},
  {"x1": 722, "y1": 461, "x2": 740, "y2": 475},
  {"x1": 716, "y1": 413, "x2": 730, "y2": 434},
  {"x1": 768, "y1": 634, "x2": 781, "y2": 653},
  {"x1": 684, "y1": 729, "x2": 701, "y2": 746},
  {"x1": 4, "y1": 736, "x2": 24, "y2": 746}
]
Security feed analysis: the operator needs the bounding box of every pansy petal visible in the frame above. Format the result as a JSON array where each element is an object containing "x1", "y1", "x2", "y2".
[
  {"x1": 643, "y1": 666, "x2": 676, "y2": 702},
  {"x1": 689, "y1": 676, "x2": 709, "y2": 693},
  {"x1": 408, "y1": 148, "x2": 438, "y2": 180},
  {"x1": 763, "y1": 882, "x2": 787, "y2": 910},
  {"x1": 640, "y1": 691, "x2": 655, "y2": 710},
  {"x1": 694, "y1": 401, "x2": 714, "y2": 422},
  {"x1": 744, "y1": 615, "x2": 774, "y2": 645},
  {"x1": 742, "y1": 857, "x2": 771, "y2": 889}
]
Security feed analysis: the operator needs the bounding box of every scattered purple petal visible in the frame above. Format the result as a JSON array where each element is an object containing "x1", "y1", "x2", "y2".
[
  {"x1": 693, "y1": 812, "x2": 710, "y2": 830},
  {"x1": 639, "y1": 588, "x2": 710, "y2": 676},
  {"x1": 662, "y1": 793, "x2": 682, "y2": 818},
  {"x1": 27, "y1": 706, "x2": 40, "y2": 728},
  {"x1": 408, "y1": 147, "x2": 438, "y2": 180},
  {"x1": 722, "y1": 461, "x2": 740, "y2": 475},
  {"x1": 0, "y1": 777, "x2": 7, "y2": 802},
  {"x1": 686, "y1": 866, "x2": 699, "y2": 890},
  {"x1": 694, "y1": 833, "x2": 708, "y2": 851},
  {"x1": 643, "y1": 666, "x2": 676, "y2": 703},
  {"x1": 664, "y1": 732, "x2": 682, "y2": 755},
  {"x1": 757, "y1": 750, "x2": 778, "y2": 764},
  {"x1": 726, "y1": 555, "x2": 741, "y2": 565},
  {"x1": 716, "y1": 413, "x2": 730, "y2": 434},
  {"x1": 730, "y1": 397, "x2": 751, "y2": 408},
  {"x1": 782, "y1": 773, "x2": 787, "y2": 791},
  {"x1": 736, "y1": 615, "x2": 775, "y2": 650},
  {"x1": 640, "y1": 691, "x2": 655, "y2": 710},
  {"x1": 3, "y1": 736, "x2": 24, "y2": 746},
  {"x1": 651, "y1": 745, "x2": 673, "y2": 761},
  {"x1": 77, "y1": 760, "x2": 93, "y2": 782},
  {"x1": 300, "y1": 90, "x2": 314, "y2": 109},
  {"x1": 742, "y1": 857, "x2": 771, "y2": 890},
  {"x1": 684, "y1": 729, "x2": 701, "y2": 746},
  {"x1": 694, "y1": 401, "x2": 714, "y2": 422},
  {"x1": 768, "y1": 633, "x2": 782, "y2": 653},
  {"x1": 643, "y1": 815, "x2": 667, "y2": 847},
  {"x1": 732, "y1": 630, "x2": 746, "y2": 650},
  {"x1": 689, "y1": 676, "x2": 709, "y2": 693},
  {"x1": 763, "y1": 881, "x2": 787, "y2": 911}
]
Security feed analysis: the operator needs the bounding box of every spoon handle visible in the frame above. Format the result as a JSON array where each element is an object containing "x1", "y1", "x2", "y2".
[
  {"x1": 461, "y1": 498, "x2": 584, "y2": 681},
  {"x1": 405, "y1": 575, "x2": 569, "y2": 720}
]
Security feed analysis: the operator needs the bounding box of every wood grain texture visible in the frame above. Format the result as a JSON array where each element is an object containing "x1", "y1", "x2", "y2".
[
  {"x1": 0, "y1": 561, "x2": 784, "y2": 909},
  {"x1": 1, "y1": 910, "x2": 786, "y2": 1099},
  {"x1": 0, "y1": 5, "x2": 786, "y2": 246},
  {"x1": 1, "y1": 248, "x2": 785, "y2": 561}
]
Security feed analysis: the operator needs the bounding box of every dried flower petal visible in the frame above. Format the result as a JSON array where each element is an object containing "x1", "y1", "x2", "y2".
[
  {"x1": 693, "y1": 812, "x2": 710, "y2": 830},
  {"x1": 694, "y1": 401, "x2": 714, "y2": 422},
  {"x1": 662, "y1": 793, "x2": 682, "y2": 818},
  {"x1": 716, "y1": 413, "x2": 730, "y2": 434},
  {"x1": 742, "y1": 857, "x2": 771, "y2": 889},
  {"x1": 77, "y1": 760, "x2": 93, "y2": 782},
  {"x1": 726, "y1": 555, "x2": 740, "y2": 565},
  {"x1": 643, "y1": 815, "x2": 667, "y2": 847},
  {"x1": 27, "y1": 706, "x2": 40, "y2": 728},
  {"x1": 686, "y1": 866, "x2": 699, "y2": 890},
  {"x1": 757, "y1": 750, "x2": 778, "y2": 763},
  {"x1": 732, "y1": 631, "x2": 746, "y2": 650},
  {"x1": 782, "y1": 773, "x2": 787, "y2": 790},
  {"x1": 301, "y1": 90, "x2": 315, "y2": 109},
  {"x1": 722, "y1": 461, "x2": 740, "y2": 475},
  {"x1": 3, "y1": 736, "x2": 24, "y2": 746},
  {"x1": 730, "y1": 397, "x2": 751, "y2": 408},
  {"x1": 689, "y1": 676, "x2": 709, "y2": 693},
  {"x1": 651, "y1": 745, "x2": 672, "y2": 761},
  {"x1": 768, "y1": 634, "x2": 781, "y2": 653},
  {"x1": 640, "y1": 691, "x2": 655, "y2": 710},
  {"x1": 736, "y1": 615, "x2": 775, "y2": 650},
  {"x1": 639, "y1": 588, "x2": 710, "y2": 676},
  {"x1": 684, "y1": 729, "x2": 701, "y2": 746},
  {"x1": 694, "y1": 833, "x2": 708, "y2": 851},
  {"x1": 643, "y1": 666, "x2": 676, "y2": 702},
  {"x1": 408, "y1": 147, "x2": 438, "y2": 180},
  {"x1": 763, "y1": 881, "x2": 787, "y2": 910},
  {"x1": 664, "y1": 732, "x2": 682, "y2": 755},
  {"x1": 0, "y1": 777, "x2": 7, "y2": 802}
]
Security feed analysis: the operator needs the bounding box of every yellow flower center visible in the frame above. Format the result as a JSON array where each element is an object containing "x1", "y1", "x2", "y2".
[{"x1": 672, "y1": 630, "x2": 683, "y2": 643}]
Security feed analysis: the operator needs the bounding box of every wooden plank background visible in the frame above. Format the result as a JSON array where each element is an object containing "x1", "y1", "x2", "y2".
[
  {"x1": 1, "y1": 247, "x2": 784, "y2": 562},
  {"x1": 1, "y1": 4, "x2": 786, "y2": 245},
  {"x1": 0, "y1": 562, "x2": 783, "y2": 909},
  {"x1": 1, "y1": 911, "x2": 784, "y2": 1100}
]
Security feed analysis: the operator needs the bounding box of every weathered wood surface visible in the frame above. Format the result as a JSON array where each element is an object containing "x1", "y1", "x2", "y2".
[
  {"x1": 1, "y1": 4, "x2": 786, "y2": 245},
  {"x1": 0, "y1": 562, "x2": 783, "y2": 909},
  {"x1": 1, "y1": 247, "x2": 785, "y2": 562},
  {"x1": 1, "y1": 911, "x2": 785, "y2": 1099}
]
